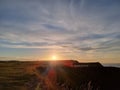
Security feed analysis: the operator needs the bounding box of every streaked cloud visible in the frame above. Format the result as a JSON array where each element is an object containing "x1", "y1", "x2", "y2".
[{"x1": 0, "y1": 0, "x2": 120, "y2": 62}]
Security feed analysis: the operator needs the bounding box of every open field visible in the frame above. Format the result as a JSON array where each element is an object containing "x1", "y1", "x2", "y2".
[
  {"x1": 0, "y1": 60, "x2": 120, "y2": 90},
  {"x1": 0, "y1": 61, "x2": 40, "y2": 90}
]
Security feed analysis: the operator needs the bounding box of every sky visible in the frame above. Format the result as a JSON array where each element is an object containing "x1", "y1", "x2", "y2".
[{"x1": 0, "y1": 0, "x2": 120, "y2": 63}]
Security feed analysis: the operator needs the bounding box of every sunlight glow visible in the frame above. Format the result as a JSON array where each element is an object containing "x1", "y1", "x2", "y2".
[{"x1": 52, "y1": 55, "x2": 57, "y2": 61}]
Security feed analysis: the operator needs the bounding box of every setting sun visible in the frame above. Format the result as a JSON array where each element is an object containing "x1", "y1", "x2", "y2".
[{"x1": 52, "y1": 55, "x2": 57, "y2": 60}]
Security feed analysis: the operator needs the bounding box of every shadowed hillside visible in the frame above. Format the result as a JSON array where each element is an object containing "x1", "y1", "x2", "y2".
[{"x1": 0, "y1": 60, "x2": 120, "y2": 90}]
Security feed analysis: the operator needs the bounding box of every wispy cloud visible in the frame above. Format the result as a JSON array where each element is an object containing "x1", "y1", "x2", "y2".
[{"x1": 0, "y1": 0, "x2": 120, "y2": 62}]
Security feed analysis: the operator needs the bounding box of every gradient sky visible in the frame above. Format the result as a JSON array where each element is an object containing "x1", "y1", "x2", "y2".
[{"x1": 0, "y1": 0, "x2": 120, "y2": 63}]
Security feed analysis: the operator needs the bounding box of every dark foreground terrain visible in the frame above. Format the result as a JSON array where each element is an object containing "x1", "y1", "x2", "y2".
[{"x1": 0, "y1": 60, "x2": 120, "y2": 90}]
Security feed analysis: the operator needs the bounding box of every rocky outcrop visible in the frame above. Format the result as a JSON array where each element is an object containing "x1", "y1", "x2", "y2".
[{"x1": 36, "y1": 60, "x2": 120, "y2": 90}]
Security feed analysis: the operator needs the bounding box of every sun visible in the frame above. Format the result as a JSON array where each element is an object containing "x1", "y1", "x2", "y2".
[{"x1": 51, "y1": 55, "x2": 57, "y2": 61}]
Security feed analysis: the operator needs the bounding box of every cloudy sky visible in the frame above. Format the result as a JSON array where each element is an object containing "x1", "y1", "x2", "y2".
[{"x1": 0, "y1": 0, "x2": 120, "y2": 63}]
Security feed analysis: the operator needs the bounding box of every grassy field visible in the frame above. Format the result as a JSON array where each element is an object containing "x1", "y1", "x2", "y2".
[
  {"x1": 0, "y1": 61, "x2": 40, "y2": 90},
  {"x1": 0, "y1": 61, "x2": 120, "y2": 90}
]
